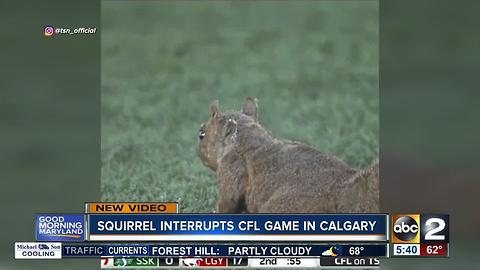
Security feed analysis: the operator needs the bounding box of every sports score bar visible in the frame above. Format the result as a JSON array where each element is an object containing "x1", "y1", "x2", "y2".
[{"x1": 100, "y1": 256, "x2": 382, "y2": 268}]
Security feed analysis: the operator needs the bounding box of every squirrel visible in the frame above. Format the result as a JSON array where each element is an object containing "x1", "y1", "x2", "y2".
[{"x1": 198, "y1": 97, "x2": 379, "y2": 213}]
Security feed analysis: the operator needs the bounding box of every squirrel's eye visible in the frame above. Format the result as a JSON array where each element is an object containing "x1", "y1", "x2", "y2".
[{"x1": 199, "y1": 130, "x2": 206, "y2": 139}]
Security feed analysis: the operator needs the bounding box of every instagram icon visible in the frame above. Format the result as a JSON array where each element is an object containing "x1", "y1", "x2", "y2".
[{"x1": 44, "y1": 26, "x2": 54, "y2": 37}]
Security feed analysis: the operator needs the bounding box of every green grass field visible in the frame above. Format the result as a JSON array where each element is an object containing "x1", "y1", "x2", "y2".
[{"x1": 101, "y1": 1, "x2": 378, "y2": 212}]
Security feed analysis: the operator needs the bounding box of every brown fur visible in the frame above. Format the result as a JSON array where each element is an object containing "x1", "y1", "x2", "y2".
[
  {"x1": 335, "y1": 159, "x2": 379, "y2": 213},
  {"x1": 198, "y1": 97, "x2": 379, "y2": 213}
]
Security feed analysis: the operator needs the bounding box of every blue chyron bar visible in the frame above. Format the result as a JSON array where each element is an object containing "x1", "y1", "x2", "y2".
[{"x1": 87, "y1": 214, "x2": 387, "y2": 242}]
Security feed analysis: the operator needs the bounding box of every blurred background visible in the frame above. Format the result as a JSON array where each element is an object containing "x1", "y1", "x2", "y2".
[
  {"x1": 0, "y1": 1, "x2": 99, "y2": 269},
  {"x1": 380, "y1": 0, "x2": 480, "y2": 269}
]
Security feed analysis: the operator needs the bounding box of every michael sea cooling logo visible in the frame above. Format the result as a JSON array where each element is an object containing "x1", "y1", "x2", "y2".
[
  {"x1": 391, "y1": 214, "x2": 449, "y2": 244},
  {"x1": 36, "y1": 214, "x2": 85, "y2": 242}
]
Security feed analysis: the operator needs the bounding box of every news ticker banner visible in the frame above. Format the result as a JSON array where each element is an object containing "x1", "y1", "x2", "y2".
[
  {"x1": 61, "y1": 243, "x2": 387, "y2": 257},
  {"x1": 87, "y1": 214, "x2": 386, "y2": 242},
  {"x1": 15, "y1": 242, "x2": 449, "y2": 259},
  {"x1": 100, "y1": 256, "x2": 381, "y2": 268}
]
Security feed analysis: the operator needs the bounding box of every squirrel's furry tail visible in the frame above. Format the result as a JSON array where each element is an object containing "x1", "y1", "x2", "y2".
[
  {"x1": 335, "y1": 159, "x2": 379, "y2": 213},
  {"x1": 360, "y1": 158, "x2": 379, "y2": 191},
  {"x1": 361, "y1": 158, "x2": 379, "y2": 201}
]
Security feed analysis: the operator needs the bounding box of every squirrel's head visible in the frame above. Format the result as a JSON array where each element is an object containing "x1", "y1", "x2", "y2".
[{"x1": 198, "y1": 97, "x2": 258, "y2": 171}]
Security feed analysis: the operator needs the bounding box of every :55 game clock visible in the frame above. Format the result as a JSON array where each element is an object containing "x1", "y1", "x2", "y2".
[{"x1": 391, "y1": 214, "x2": 449, "y2": 257}]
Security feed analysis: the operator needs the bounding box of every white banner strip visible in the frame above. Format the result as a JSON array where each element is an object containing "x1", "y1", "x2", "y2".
[{"x1": 89, "y1": 234, "x2": 385, "y2": 241}]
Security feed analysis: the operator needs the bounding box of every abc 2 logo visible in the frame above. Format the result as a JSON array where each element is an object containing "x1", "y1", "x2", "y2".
[{"x1": 391, "y1": 214, "x2": 449, "y2": 244}]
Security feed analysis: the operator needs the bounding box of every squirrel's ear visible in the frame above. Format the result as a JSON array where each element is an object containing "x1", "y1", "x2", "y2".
[
  {"x1": 210, "y1": 100, "x2": 220, "y2": 118},
  {"x1": 242, "y1": 97, "x2": 257, "y2": 121}
]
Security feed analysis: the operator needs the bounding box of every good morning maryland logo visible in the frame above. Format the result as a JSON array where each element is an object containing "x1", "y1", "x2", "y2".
[{"x1": 36, "y1": 214, "x2": 85, "y2": 241}]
